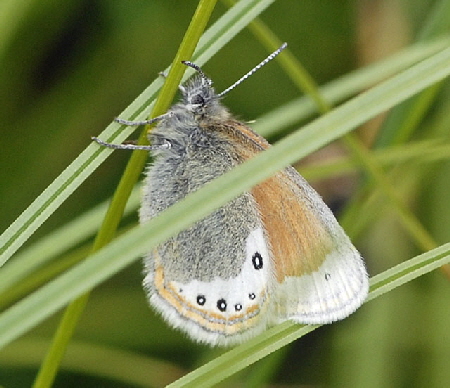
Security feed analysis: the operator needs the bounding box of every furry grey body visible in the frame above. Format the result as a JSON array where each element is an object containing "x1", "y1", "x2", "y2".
[{"x1": 140, "y1": 76, "x2": 263, "y2": 284}]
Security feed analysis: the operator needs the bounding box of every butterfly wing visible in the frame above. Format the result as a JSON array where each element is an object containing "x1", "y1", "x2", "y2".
[
  {"x1": 141, "y1": 122, "x2": 275, "y2": 346},
  {"x1": 251, "y1": 167, "x2": 368, "y2": 324},
  {"x1": 145, "y1": 225, "x2": 273, "y2": 346},
  {"x1": 227, "y1": 121, "x2": 368, "y2": 324}
]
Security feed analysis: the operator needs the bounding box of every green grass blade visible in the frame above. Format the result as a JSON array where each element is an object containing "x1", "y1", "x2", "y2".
[
  {"x1": 0, "y1": 0, "x2": 277, "y2": 267},
  {"x1": 1, "y1": 338, "x2": 186, "y2": 387},
  {"x1": 0, "y1": 187, "x2": 140, "y2": 295},
  {"x1": 32, "y1": 1, "x2": 220, "y2": 387},
  {"x1": 375, "y1": 0, "x2": 450, "y2": 147},
  {"x1": 0, "y1": 43, "x2": 449, "y2": 350},
  {"x1": 254, "y1": 37, "x2": 450, "y2": 138},
  {"x1": 167, "y1": 242, "x2": 450, "y2": 387}
]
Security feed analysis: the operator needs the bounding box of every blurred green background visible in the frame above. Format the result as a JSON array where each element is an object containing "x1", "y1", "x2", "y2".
[{"x1": 1, "y1": 0, "x2": 449, "y2": 387}]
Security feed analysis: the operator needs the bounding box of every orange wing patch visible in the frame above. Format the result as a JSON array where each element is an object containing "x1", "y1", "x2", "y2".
[
  {"x1": 251, "y1": 172, "x2": 333, "y2": 282},
  {"x1": 221, "y1": 120, "x2": 334, "y2": 281}
]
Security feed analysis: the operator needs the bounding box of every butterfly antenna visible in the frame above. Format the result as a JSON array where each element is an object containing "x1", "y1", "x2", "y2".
[
  {"x1": 218, "y1": 43, "x2": 287, "y2": 98},
  {"x1": 181, "y1": 60, "x2": 212, "y2": 86}
]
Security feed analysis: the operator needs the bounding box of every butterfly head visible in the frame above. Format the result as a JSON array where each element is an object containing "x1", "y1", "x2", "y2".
[{"x1": 180, "y1": 61, "x2": 230, "y2": 122}]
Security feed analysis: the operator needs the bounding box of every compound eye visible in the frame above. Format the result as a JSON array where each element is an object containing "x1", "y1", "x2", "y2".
[{"x1": 191, "y1": 94, "x2": 204, "y2": 105}]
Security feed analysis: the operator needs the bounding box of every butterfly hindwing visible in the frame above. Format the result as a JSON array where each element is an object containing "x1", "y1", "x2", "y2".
[
  {"x1": 251, "y1": 164, "x2": 368, "y2": 324},
  {"x1": 214, "y1": 121, "x2": 368, "y2": 324},
  {"x1": 143, "y1": 226, "x2": 273, "y2": 345}
]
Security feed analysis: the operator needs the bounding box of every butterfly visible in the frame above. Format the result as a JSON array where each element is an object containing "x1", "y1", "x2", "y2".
[{"x1": 93, "y1": 44, "x2": 368, "y2": 346}]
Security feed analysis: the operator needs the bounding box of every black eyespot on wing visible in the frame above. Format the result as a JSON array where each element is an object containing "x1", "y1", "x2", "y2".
[
  {"x1": 252, "y1": 252, "x2": 263, "y2": 270},
  {"x1": 325, "y1": 273, "x2": 331, "y2": 281},
  {"x1": 235, "y1": 303, "x2": 243, "y2": 311},
  {"x1": 197, "y1": 295, "x2": 206, "y2": 305},
  {"x1": 249, "y1": 293, "x2": 256, "y2": 300},
  {"x1": 217, "y1": 298, "x2": 227, "y2": 312}
]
